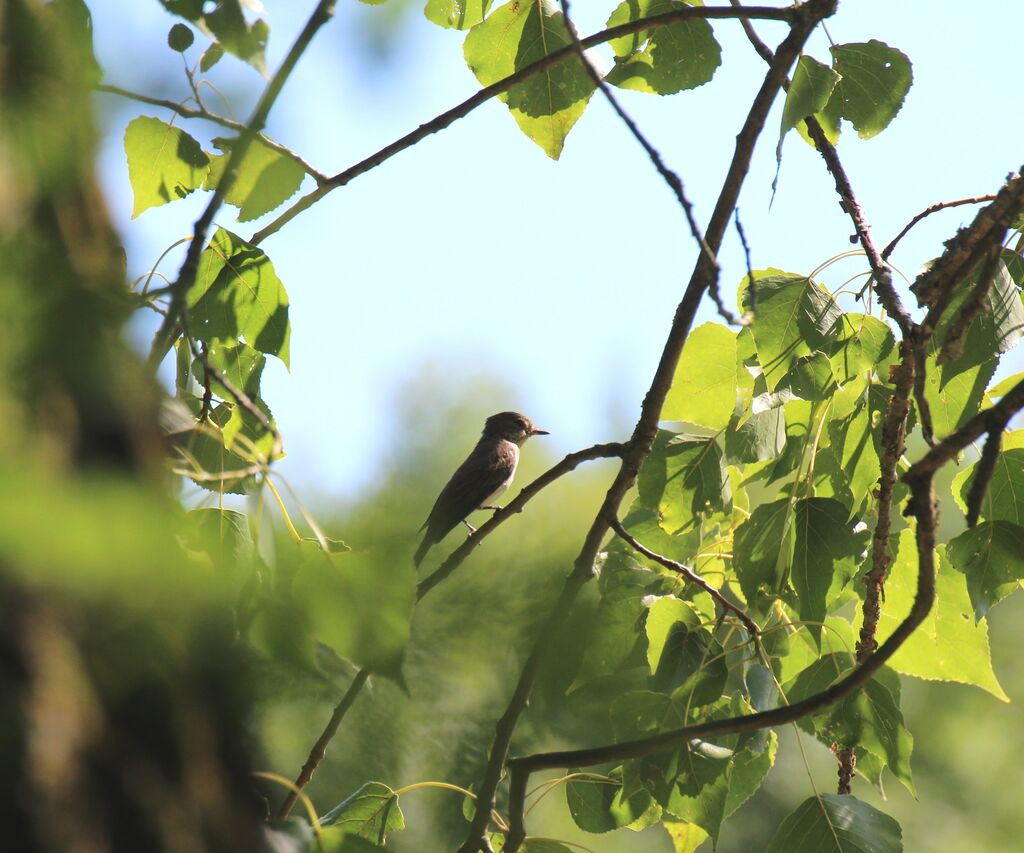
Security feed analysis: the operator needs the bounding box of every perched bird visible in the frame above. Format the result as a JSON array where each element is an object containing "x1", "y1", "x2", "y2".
[{"x1": 414, "y1": 411, "x2": 548, "y2": 566}]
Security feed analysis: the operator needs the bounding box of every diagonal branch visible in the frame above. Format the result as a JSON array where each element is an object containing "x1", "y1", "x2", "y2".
[
  {"x1": 609, "y1": 517, "x2": 759, "y2": 640},
  {"x1": 461, "y1": 3, "x2": 839, "y2": 849},
  {"x1": 274, "y1": 441, "x2": 624, "y2": 819},
  {"x1": 250, "y1": 4, "x2": 804, "y2": 246},
  {"x1": 147, "y1": 0, "x2": 338, "y2": 367}
]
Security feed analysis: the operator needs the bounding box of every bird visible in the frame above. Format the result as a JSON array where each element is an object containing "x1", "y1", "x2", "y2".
[{"x1": 414, "y1": 411, "x2": 548, "y2": 567}]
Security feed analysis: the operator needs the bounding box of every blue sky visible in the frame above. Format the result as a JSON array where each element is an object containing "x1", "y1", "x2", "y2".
[{"x1": 91, "y1": 1, "x2": 1023, "y2": 499}]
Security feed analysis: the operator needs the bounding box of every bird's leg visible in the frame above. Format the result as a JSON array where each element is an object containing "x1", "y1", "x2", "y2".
[
  {"x1": 461, "y1": 520, "x2": 477, "y2": 533},
  {"x1": 480, "y1": 505, "x2": 503, "y2": 513}
]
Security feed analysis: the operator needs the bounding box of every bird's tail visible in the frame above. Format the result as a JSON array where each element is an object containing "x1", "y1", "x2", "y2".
[{"x1": 413, "y1": 534, "x2": 432, "y2": 567}]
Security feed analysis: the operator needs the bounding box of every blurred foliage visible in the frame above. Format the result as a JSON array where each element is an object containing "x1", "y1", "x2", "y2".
[{"x1": 4, "y1": 1, "x2": 1024, "y2": 853}]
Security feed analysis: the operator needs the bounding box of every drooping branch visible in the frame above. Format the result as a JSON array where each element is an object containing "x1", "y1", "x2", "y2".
[
  {"x1": 95, "y1": 83, "x2": 328, "y2": 184},
  {"x1": 609, "y1": 517, "x2": 759, "y2": 640},
  {"x1": 461, "y1": 4, "x2": 838, "y2": 849},
  {"x1": 148, "y1": 0, "x2": 338, "y2": 366},
  {"x1": 250, "y1": 3, "x2": 804, "y2": 246},
  {"x1": 274, "y1": 441, "x2": 624, "y2": 818}
]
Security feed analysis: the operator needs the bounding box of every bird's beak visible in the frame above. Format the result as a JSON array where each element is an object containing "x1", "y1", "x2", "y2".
[{"x1": 531, "y1": 427, "x2": 550, "y2": 436}]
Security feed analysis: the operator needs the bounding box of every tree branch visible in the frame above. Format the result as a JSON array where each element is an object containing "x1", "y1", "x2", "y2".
[
  {"x1": 274, "y1": 441, "x2": 624, "y2": 818},
  {"x1": 881, "y1": 194, "x2": 998, "y2": 260},
  {"x1": 148, "y1": 0, "x2": 338, "y2": 366},
  {"x1": 609, "y1": 516, "x2": 759, "y2": 640},
  {"x1": 461, "y1": 3, "x2": 838, "y2": 849},
  {"x1": 95, "y1": 83, "x2": 328, "y2": 184},
  {"x1": 250, "y1": 3, "x2": 803, "y2": 246}
]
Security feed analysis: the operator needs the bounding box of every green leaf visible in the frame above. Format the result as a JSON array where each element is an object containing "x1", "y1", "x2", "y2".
[
  {"x1": 920, "y1": 353, "x2": 995, "y2": 438},
  {"x1": 204, "y1": 138, "x2": 306, "y2": 221},
  {"x1": 791, "y1": 498, "x2": 866, "y2": 642},
  {"x1": 124, "y1": 116, "x2": 210, "y2": 217},
  {"x1": 663, "y1": 322, "x2": 737, "y2": 430},
  {"x1": 828, "y1": 40, "x2": 913, "y2": 139},
  {"x1": 188, "y1": 228, "x2": 291, "y2": 366},
  {"x1": 290, "y1": 543, "x2": 415, "y2": 678},
  {"x1": 200, "y1": 42, "x2": 224, "y2": 71},
  {"x1": 565, "y1": 769, "x2": 655, "y2": 833},
  {"x1": 321, "y1": 782, "x2": 405, "y2": 844},
  {"x1": 778, "y1": 55, "x2": 840, "y2": 157},
  {"x1": 645, "y1": 595, "x2": 701, "y2": 673},
  {"x1": 741, "y1": 272, "x2": 842, "y2": 390},
  {"x1": 160, "y1": 0, "x2": 269, "y2": 74},
  {"x1": 936, "y1": 260, "x2": 1024, "y2": 369},
  {"x1": 868, "y1": 529, "x2": 1008, "y2": 701},
  {"x1": 192, "y1": 340, "x2": 266, "y2": 397},
  {"x1": 424, "y1": 0, "x2": 492, "y2": 30},
  {"x1": 776, "y1": 352, "x2": 837, "y2": 402},
  {"x1": 640, "y1": 433, "x2": 729, "y2": 534},
  {"x1": 663, "y1": 820, "x2": 709, "y2": 853},
  {"x1": 180, "y1": 397, "x2": 275, "y2": 494},
  {"x1": 605, "y1": 0, "x2": 722, "y2": 95},
  {"x1": 652, "y1": 622, "x2": 727, "y2": 707},
  {"x1": 183, "y1": 507, "x2": 252, "y2": 568},
  {"x1": 168, "y1": 23, "x2": 194, "y2": 52},
  {"x1": 724, "y1": 406, "x2": 786, "y2": 464},
  {"x1": 463, "y1": 0, "x2": 596, "y2": 159},
  {"x1": 828, "y1": 313, "x2": 897, "y2": 384},
  {"x1": 733, "y1": 498, "x2": 790, "y2": 600},
  {"x1": 830, "y1": 399, "x2": 881, "y2": 514},
  {"x1": 767, "y1": 794, "x2": 902, "y2": 852},
  {"x1": 947, "y1": 521, "x2": 1024, "y2": 621}
]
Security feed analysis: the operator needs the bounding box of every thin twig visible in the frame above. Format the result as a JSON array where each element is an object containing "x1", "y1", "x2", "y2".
[
  {"x1": 558, "y1": 0, "x2": 723, "y2": 313},
  {"x1": 250, "y1": 3, "x2": 804, "y2": 245},
  {"x1": 882, "y1": 194, "x2": 998, "y2": 260},
  {"x1": 96, "y1": 83, "x2": 328, "y2": 184},
  {"x1": 734, "y1": 207, "x2": 756, "y2": 318},
  {"x1": 147, "y1": 0, "x2": 338, "y2": 367},
  {"x1": 465, "y1": 3, "x2": 839, "y2": 848},
  {"x1": 274, "y1": 441, "x2": 625, "y2": 819},
  {"x1": 609, "y1": 517, "x2": 759, "y2": 640}
]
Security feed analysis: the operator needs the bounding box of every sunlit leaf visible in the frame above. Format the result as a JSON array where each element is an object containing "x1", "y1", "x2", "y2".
[
  {"x1": 463, "y1": 0, "x2": 596, "y2": 159},
  {"x1": 124, "y1": 116, "x2": 209, "y2": 217},
  {"x1": 321, "y1": 781, "x2": 405, "y2": 844},
  {"x1": 204, "y1": 138, "x2": 306, "y2": 221},
  {"x1": 828, "y1": 40, "x2": 912, "y2": 139},
  {"x1": 779, "y1": 55, "x2": 840, "y2": 158},
  {"x1": 188, "y1": 228, "x2": 291, "y2": 366},
  {"x1": 664, "y1": 322, "x2": 738, "y2": 430},
  {"x1": 605, "y1": 0, "x2": 722, "y2": 95},
  {"x1": 868, "y1": 529, "x2": 1008, "y2": 701},
  {"x1": 424, "y1": 0, "x2": 492, "y2": 30}
]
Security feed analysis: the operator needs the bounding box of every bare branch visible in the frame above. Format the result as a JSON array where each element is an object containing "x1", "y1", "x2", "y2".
[
  {"x1": 251, "y1": 4, "x2": 805, "y2": 246},
  {"x1": 148, "y1": 0, "x2": 338, "y2": 366},
  {"x1": 882, "y1": 194, "x2": 998, "y2": 260},
  {"x1": 609, "y1": 517, "x2": 759, "y2": 640}
]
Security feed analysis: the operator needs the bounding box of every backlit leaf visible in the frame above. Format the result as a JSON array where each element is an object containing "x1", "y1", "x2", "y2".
[
  {"x1": 767, "y1": 794, "x2": 902, "y2": 852},
  {"x1": 124, "y1": 116, "x2": 209, "y2": 217}
]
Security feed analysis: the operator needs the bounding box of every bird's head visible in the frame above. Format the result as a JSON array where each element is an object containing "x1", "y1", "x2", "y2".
[{"x1": 482, "y1": 411, "x2": 549, "y2": 445}]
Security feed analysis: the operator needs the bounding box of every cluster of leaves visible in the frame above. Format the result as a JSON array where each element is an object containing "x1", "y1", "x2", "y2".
[
  {"x1": 111, "y1": 1, "x2": 1024, "y2": 852},
  {"x1": 557, "y1": 248, "x2": 1024, "y2": 849}
]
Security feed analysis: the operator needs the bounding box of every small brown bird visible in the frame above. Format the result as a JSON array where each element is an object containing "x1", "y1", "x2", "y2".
[{"x1": 414, "y1": 411, "x2": 548, "y2": 566}]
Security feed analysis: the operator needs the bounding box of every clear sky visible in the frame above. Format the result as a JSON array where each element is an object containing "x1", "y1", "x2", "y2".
[{"x1": 90, "y1": 0, "x2": 1023, "y2": 500}]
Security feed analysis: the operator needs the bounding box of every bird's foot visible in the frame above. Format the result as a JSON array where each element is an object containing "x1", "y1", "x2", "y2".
[
  {"x1": 481, "y1": 505, "x2": 503, "y2": 514},
  {"x1": 461, "y1": 520, "x2": 478, "y2": 534}
]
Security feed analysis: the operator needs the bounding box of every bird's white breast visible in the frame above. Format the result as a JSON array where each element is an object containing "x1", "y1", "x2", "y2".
[{"x1": 483, "y1": 440, "x2": 519, "y2": 505}]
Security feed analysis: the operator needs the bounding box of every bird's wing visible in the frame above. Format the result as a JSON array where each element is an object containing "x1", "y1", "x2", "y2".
[{"x1": 420, "y1": 442, "x2": 517, "y2": 546}]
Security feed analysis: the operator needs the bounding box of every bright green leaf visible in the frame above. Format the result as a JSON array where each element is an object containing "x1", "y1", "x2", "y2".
[
  {"x1": 663, "y1": 819, "x2": 709, "y2": 853},
  {"x1": 779, "y1": 55, "x2": 840, "y2": 157},
  {"x1": 321, "y1": 782, "x2": 405, "y2": 844},
  {"x1": 188, "y1": 228, "x2": 291, "y2": 366},
  {"x1": 124, "y1": 116, "x2": 210, "y2": 217},
  {"x1": 767, "y1": 794, "x2": 902, "y2": 852},
  {"x1": 733, "y1": 498, "x2": 790, "y2": 600},
  {"x1": 463, "y1": 0, "x2": 596, "y2": 159},
  {"x1": 191, "y1": 340, "x2": 266, "y2": 398},
  {"x1": 868, "y1": 529, "x2": 1008, "y2": 701},
  {"x1": 828, "y1": 313, "x2": 897, "y2": 384},
  {"x1": 830, "y1": 399, "x2": 881, "y2": 514},
  {"x1": 921, "y1": 353, "x2": 995, "y2": 439},
  {"x1": 641, "y1": 434, "x2": 729, "y2": 534},
  {"x1": 947, "y1": 521, "x2": 1024, "y2": 620},
  {"x1": 829, "y1": 40, "x2": 913, "y2": 139},
  {"x1": 424, "y1": 0, "x2": 491, "y2": 30},
  {"x1": 204, "y1": 138, "x2": 306, "y2": 221},
  {"x1": 742, "y1": 272, "x2": 842, "y2": 389},
  {"x1": 664, "y1": 322, "x2": 737, "y2": 430},
  {"x1": 605, "y1": 0, "x2": 722, "y2": 95}
]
